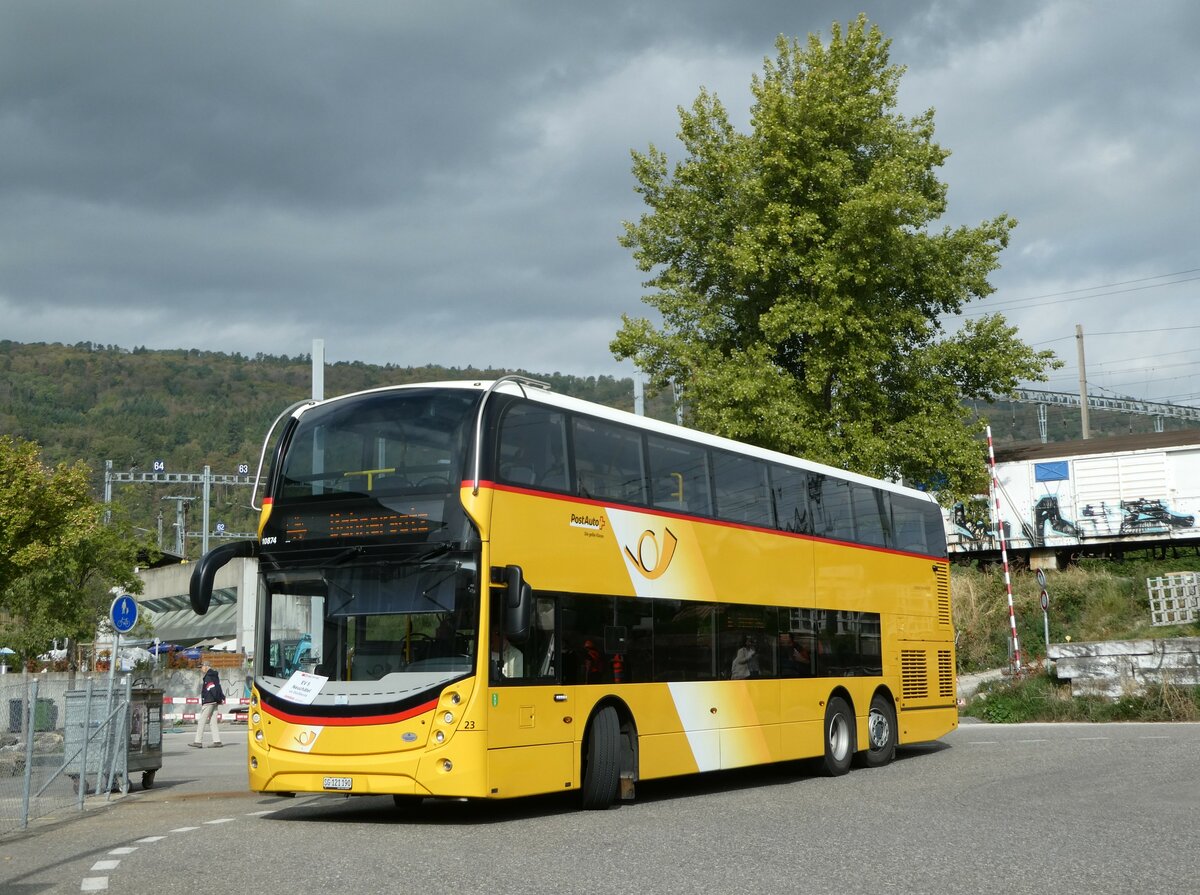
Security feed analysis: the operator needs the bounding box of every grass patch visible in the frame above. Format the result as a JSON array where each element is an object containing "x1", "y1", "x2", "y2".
[
  {"x1": 953, "y1": 554, "x2": 1200, "y2": 722},
  {"x1": 964, "y1": 669, "x2": 1200, "y2": 723},
  {"x1": 952, "y1": 556, "x2": 1200, "y2": 674}
]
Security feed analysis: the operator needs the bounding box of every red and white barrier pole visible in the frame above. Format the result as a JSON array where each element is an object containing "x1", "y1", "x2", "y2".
[{"x1": 986, "y1": 425, "x2": 1022, "y2": 672}]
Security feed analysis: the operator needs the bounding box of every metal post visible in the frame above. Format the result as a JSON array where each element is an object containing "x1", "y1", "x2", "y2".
[
  {"x1": 97, "y1": 640, "x2": 117, "y2": 796},
  {"x1": 78, "y1": 678, "x2": 93, "y2": 809},
  {"x1": 107, "y1": 675, "x2": 132, "y2": 799},
  {"x1": 633, "y1": 375, "x2": 645, "y2": 417},
  {"x1": 1076, "y1": 324, "x2": 1090, "y2": 440},
  {"x1": 19, "y1": 678, "x2": 38, "y2": 830},
  {"x1": 312, "y1": 338, "x2": 325, "y2": 401},
  {"x1": 202, "y1": 465, "x2": 211, "y2": 557},
  {"x1": 986, "y1": 425, "x2": 1022, "y2": 672},
  {"x1": 104, "y1": 460, "x2": 113, "y2": 524},
  {"x1": 1038, "y1": 569, "x2": 1051, "y2": 657}
]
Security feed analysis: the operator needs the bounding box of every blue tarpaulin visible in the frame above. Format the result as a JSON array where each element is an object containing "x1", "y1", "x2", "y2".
[{"x1": 1034, "y1": 461, "x2": 1070, "y2": 482}]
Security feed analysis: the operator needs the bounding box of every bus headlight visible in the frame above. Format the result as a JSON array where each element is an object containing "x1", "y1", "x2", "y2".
[
  {"x1": 255, "y1": 730, "x2": 264, "y2": 742},
  {"x1": 441, "y1": 759, "x2": 453, "y2": 772},
  {"x1": 443, "y1": 711, "x2": 454, "y2": 725},
  {"x1": 447, "y1": 691, "x2": 461, "y2": 705},
  {"x1": 434, "y1": 730, "x2": 445, "y2": 744}
]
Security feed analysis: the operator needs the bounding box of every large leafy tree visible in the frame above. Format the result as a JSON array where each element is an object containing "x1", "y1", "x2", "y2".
[
  {"x1": 0, "y1": 436, "x2": 147, "y2": 660},
  {"x1": 613, "y1": 17, "x2": 1056, "y2": 499}
]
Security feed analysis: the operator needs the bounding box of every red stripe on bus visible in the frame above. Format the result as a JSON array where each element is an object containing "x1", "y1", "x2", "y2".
[{"x1": 260, "y1": 698, "x2": 438, "y2": 727}]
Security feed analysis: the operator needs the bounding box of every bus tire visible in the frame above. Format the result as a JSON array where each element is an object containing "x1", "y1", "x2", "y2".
[
  {"x1": 855, "y1": 693, "x2": 897, "y2": 769},
  {"x1": 821, "y1": 696, "x2": 854, "y2": 777},
  {"x1": 581, "y1": 705, "x2": 620, "y2": 810}
]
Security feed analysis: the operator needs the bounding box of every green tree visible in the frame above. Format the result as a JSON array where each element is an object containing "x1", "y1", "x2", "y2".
[
  {"x1": 612, "y1": 17, "x2": 1057, "y2": 499},
  {"x1": 0, "y1": 436, "x2": 147, "y2": 660}
]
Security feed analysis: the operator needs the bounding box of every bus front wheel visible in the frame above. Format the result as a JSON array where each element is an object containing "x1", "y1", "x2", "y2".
[
  {"x1": 856, "y1": 693, "x2": 897, "y2": 769},
  {"x1": 821, "y1": 697, "x2": 854, "y2": 777},
  {"x1": 581, "y1": 706, "x2": 620, "y2": 810}
]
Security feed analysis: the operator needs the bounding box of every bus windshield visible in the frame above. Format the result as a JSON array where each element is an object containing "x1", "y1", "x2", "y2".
[
  {"x1": 264, "y1": 388, "x2": 479, "y2": 551},
  {"x1": 258, "y1": 553, "x2": 480, "y2": 686},
  {"x1": 278, "y1": 388, "x2": 477, "y2": 499}
]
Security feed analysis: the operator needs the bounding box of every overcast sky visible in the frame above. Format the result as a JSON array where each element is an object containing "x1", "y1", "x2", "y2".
[{"x1": 2, "y1": 1, "x2": 1197, "y2": 405}]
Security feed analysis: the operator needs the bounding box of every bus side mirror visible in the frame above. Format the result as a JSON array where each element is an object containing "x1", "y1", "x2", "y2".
[
  {"x1": 504, "y1": 564, "x2": 532, "y2": 645},
  {"x1": 190, "y1": 540, "x2": 259, "y2": 615}
]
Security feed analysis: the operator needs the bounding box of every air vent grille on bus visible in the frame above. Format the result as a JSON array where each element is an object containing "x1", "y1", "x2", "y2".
[
  {"x1": 934, "y1": 565, "x2": 952, "y2": 627},
  {"x1": 901, "y1": 650, "x2": 928, "y2": 700},
  {"x1": 938, "y1": 650, "x2": 954, "y2": 699}
]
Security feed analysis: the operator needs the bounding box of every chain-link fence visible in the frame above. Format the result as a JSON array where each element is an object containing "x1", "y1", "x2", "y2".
[{"x1": 0, "y1": 675, "x2": 143, "y2": 836}]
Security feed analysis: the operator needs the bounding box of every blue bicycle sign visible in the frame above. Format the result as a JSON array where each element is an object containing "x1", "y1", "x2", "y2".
[{"x1": 111, "y1": 594, "x2": 139, "y2": 633}]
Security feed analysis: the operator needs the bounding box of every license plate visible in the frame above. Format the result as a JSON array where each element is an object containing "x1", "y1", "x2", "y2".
[{"x1": 322, "y1": 776, "x2": 353, "y2": 791}]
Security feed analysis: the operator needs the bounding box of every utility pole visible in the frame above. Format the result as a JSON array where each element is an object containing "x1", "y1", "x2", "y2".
[
  {"x1": 312, "y1": 338, "x2": 325, "y2": 401},
  {"x1": 161, "y1": 496, "x2": 195, "y2": 558},
  {"x1": 1076, "y1": 324, "x2": 1090, "y2": 439}
]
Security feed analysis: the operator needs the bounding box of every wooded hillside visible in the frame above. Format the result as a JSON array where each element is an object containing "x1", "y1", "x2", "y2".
[
  {"x1": 0, "y1": 341, "x2": 661, "y2": 552},
  {"x1": 2, "y1": 340, "x2": 1195, "y2": 555}
]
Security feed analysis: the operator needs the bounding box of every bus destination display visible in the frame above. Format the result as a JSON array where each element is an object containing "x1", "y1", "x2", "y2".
[{"x1": 283, "y1": 507, "x2": 432, "y2": 542}]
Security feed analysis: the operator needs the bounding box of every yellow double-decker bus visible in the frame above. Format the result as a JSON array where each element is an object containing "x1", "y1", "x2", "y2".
[{"x1": 191, "y1": 376, "x2": 956, "y2": 809}]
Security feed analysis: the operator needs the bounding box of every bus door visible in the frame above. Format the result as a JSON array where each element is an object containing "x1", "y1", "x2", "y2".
[{"x1": 486, "y1": 594, "x2": 576, "y2": 797}]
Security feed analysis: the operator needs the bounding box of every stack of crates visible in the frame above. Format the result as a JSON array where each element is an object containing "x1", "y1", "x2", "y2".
[{"x1": 1147, "y1": 573, "x2": 1200, "y2": 626}]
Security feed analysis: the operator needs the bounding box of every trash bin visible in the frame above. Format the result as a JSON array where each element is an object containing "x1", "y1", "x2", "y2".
[
  {"x1": 64, "y1": 689, "x2": 124, "y2": 782},
  {"x1": 8, "y1": 697, "x2": 58, "y2": 733},
  {"x1": 126, "y1": 687, "x2": 163, "y2": 790},
  {"x1": 64, "y1": 686, "x2": 164, "y2": 792}
]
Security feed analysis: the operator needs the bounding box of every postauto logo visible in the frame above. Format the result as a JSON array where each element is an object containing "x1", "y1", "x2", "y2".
[
  {"x1": 623, "y1": 526, "x2": 678, "y2": 580},
  {"x1": 570, "y1": 512, "x2": 606, "y2": 532}
]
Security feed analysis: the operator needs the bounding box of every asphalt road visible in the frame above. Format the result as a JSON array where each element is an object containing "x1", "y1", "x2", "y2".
[{"x1": 3, "y1": 720, "x2": 1198, "y2": 895}]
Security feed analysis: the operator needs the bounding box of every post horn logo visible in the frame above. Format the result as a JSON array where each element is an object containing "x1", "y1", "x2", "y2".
[{"x1": 624, "y1": 527, "x2": 679, "y2": 580}]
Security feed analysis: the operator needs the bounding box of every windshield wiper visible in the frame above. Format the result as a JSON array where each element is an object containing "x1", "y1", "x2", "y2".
[{"x1": 408, "y1": 542, "x2": 456, "y2": 565}]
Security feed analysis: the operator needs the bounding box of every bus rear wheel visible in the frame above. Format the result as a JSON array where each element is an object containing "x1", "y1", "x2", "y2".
[
  {"x1": 581, "y1": 705, "x2": 620, "y2": 810},
  {"x1": 821, "y1": 696, "x2": 854, "y2": 777},
  {"x1": 856, "y1": 693, "x2": 897, "y2": 769}
]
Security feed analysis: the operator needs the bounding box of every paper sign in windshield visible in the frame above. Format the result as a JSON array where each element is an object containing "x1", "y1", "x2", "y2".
[{"x1": 277, "y1": 670, "x2": 328, "y2": 705}]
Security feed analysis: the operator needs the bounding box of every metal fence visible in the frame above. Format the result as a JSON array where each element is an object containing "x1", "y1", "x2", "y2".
[{"x1": 0, "y1": 674, "x2": 134, "y2": 836}]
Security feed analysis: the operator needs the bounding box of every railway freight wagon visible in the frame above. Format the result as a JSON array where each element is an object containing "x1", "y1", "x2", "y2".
[{"x1": 948, "y1": 431, "x2": 1200, "y2": 563}]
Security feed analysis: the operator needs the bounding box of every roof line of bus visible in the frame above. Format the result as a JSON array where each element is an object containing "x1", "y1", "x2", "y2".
[{"x1": 291, "y1": 380, "x2": 939, "y2": 504}]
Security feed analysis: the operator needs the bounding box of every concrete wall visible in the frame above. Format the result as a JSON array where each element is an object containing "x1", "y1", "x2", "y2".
[{"x1": 1048, "y1": 637, "x2": 1200, "y2": 698}]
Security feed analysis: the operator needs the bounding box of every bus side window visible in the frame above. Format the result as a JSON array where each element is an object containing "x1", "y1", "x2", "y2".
[
  {"x1": 852, "y1": 483, "x2": 890, "y2": 548},
  {"x1": 498, "y1": 403, "x2": 568, "y2": 490},
  {"x1": 713, "y1": 451, "x2": 772, "y2": 526},
  {"x1": 815, "y1": 477, "x2": 854, "y2": 542},
  {"x1": 892, "y1": 496, "x2": 929, "y2": 553},
  {"x1": 647, "y1": 435, "x2": 712, "y2": 516}
]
